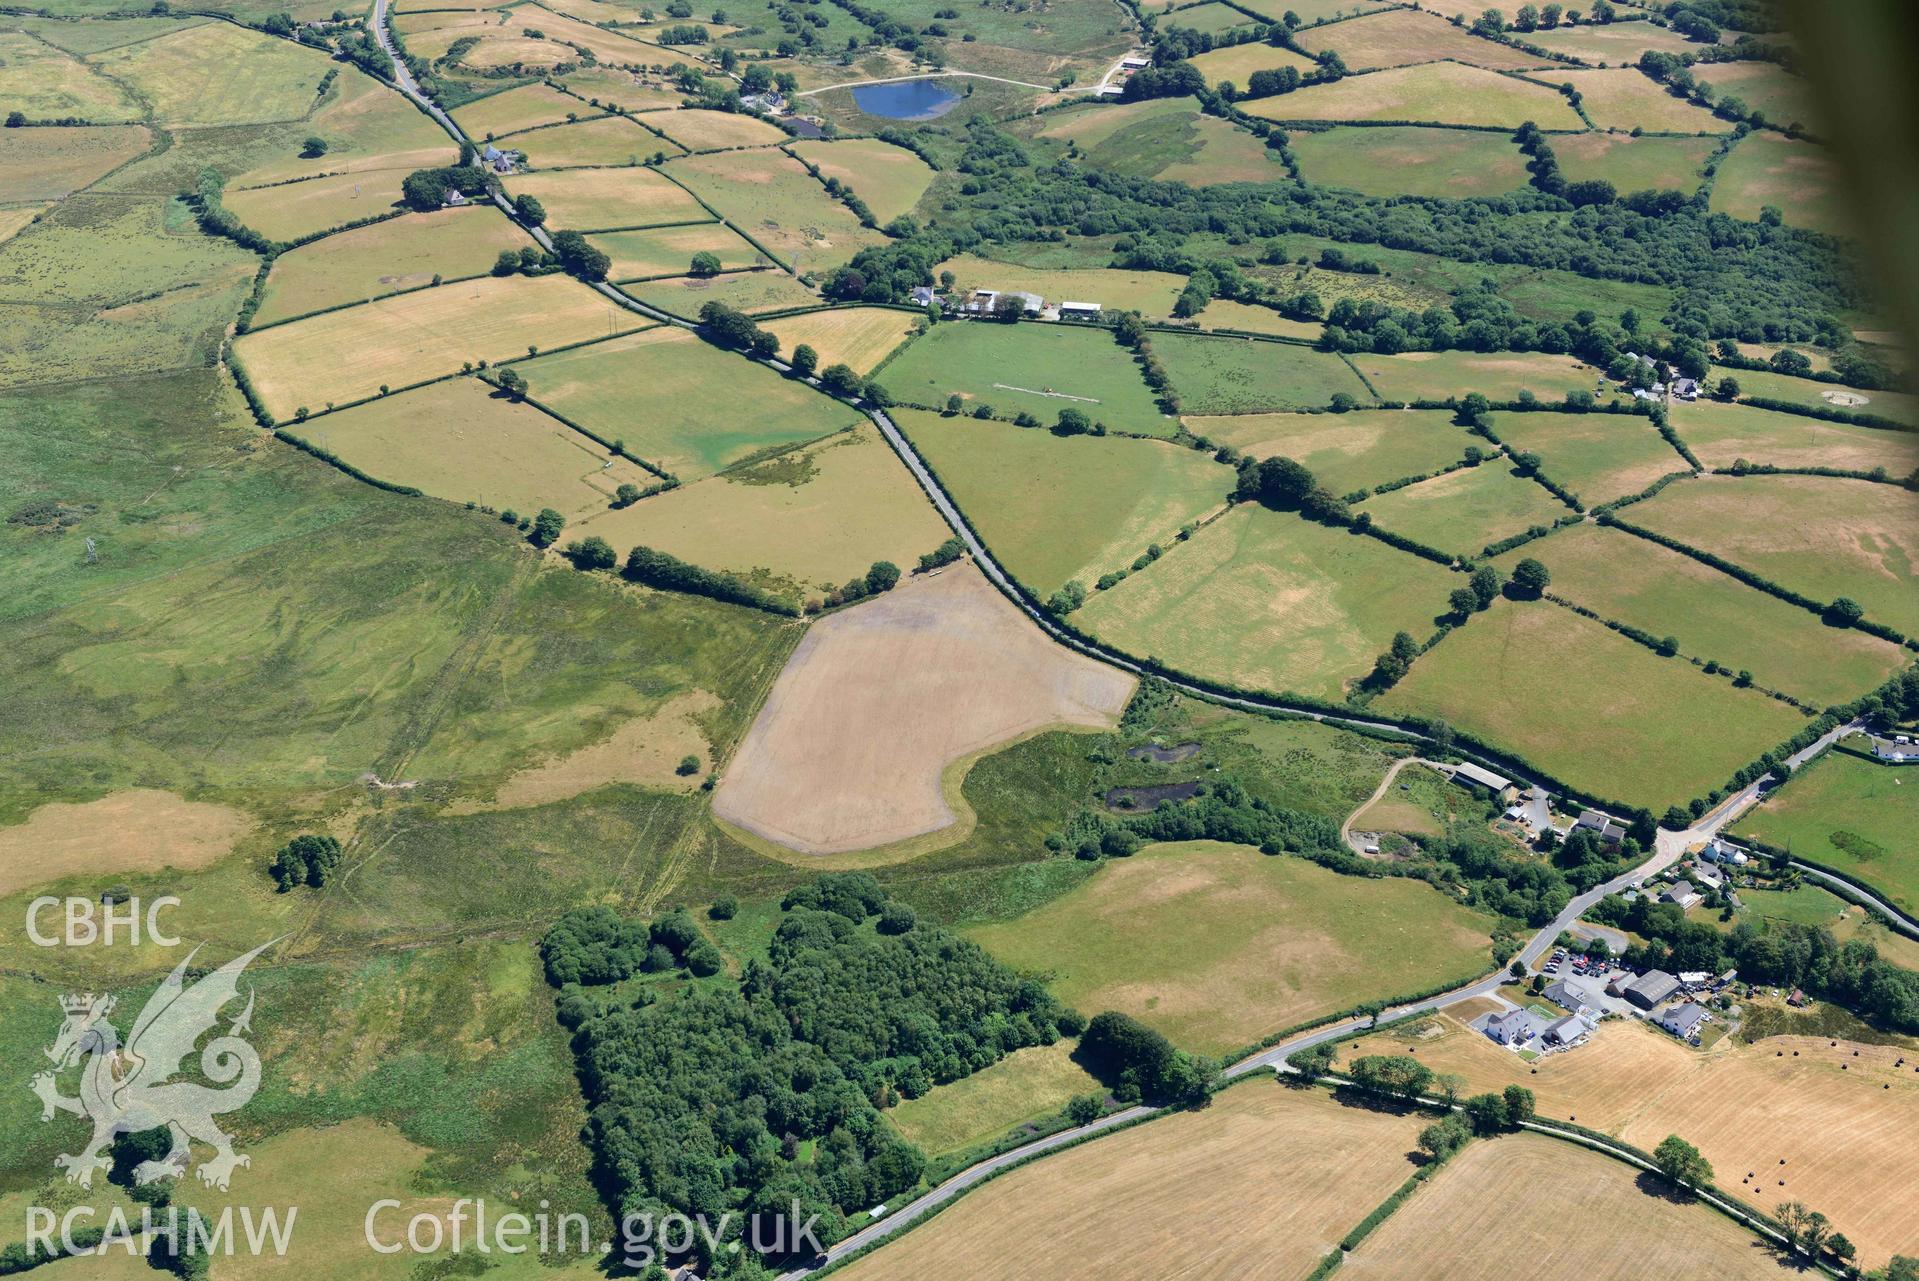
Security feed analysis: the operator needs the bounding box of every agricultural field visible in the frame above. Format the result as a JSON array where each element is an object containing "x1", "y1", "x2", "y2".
[
  {"x1": 452, "y1": 82, "x2": 600, "y2": 137},
  {"x1": 644, "y1": 107, "x2": 788, "y2": 151},
  {"x1": 1242, "y1": 62, "x2": 1586, "y2": 129},
  {"x1": 1029, "y1": 95, "x2": 1290, "y2": 186},
  {"x1": 762, "y1": 306, "x2": 918, "y2": 375},
  {"x1": 1524, "y1": 18, "x2": 1705, "y2": 64},
  {"x1": 884, "y1": 1041, "x2": 1101, "y2": 1158},
  {"x1": 90, "y1": 21, "x2": 328, "y2": 125},
  {"x1": 1548, "y1": 131, "x2": 1716, "y2": 194},
  {"x1": 1160, "y1": 2, "x2": 1253, "y2": 36},
  {"x1": 1528, "y1": 66, "x2": 1729, "y2": 133},
  {"x1": 0, "y1": 123, "x2": 150, "y2": 200},
  {"x1": 1188, "y1": 409, "x2": 1474, "y2": 497},
  {"x1": 1508, "y1": 522, "x2": 1908, "y2": 709},
  {"x1": 252, "y1": 207, "x2": 534, "y2": 325},
  {"x1": 1191, "y1": 300, "x2": 1323, "y2": 339},
  {"x1": 1288, "y1": 125, "x2": 1532, "y2": 199},
  {"x1": 228, "y1": 67, "x2": 454, "y2": 188},
  {"x1": 0, "y1": 29, "x2": 140, "y2": 120},
  {"x1": 1693, "y1": 59, "x2": 1819, "y2": 130},
  {"x1": 222, "y1": 168, "x2": 419, "y2": 243},
  {"x1": 1228, "y1": 0, "x2": 1391, "y2": 19},
  {"x1": 836, "y1": 1083, "x2": 1431, "y2": 1281},
  {"x1": 934, "y1": 253, "x2": 1187, "y2": 317},
  {"x1": 1628, "y1": 473, "x2": 1919, "y2": 637},
  {"x1": 1711, "y1": 132, "x2": 1852, "y2": 235},
  {"x1": 1731, "y1": 746, "x2": 1919, "y2": 915},
  {"x1": 1186, "y1": 40, "x2": 1316, "y2": 89},
  {"x1": 879, "y1": 321, "x2": 1174, "y2": 436},
  {"x1": 501, "y1": 165, "x2": 707, "y2": 230},
  {"x1": 663, "y1": 147, "x2": 887, "y2": 269},
  {"x1": 590, "y1": 221, "x2": 766, "y2": 279},
  {"x1": 789, "y1": 137, "x2": 937, "y2": 224},
  {"x1": 573, "y1": 424, "x2": 950, "y2": 596},
  {"x1": 1487, "y1": 408, "x2": 1688, "y2": 504},
  {"x1": 1295, "y1": 7, "x2": 1557, "y2": 71},
  {"x1": 231, "y1": 273, "x2": 635, "y2": 421},
  {"x1": 1381, "y1": 597, "x2": 1809, "y2": 810},
  {"x1": 517, "y1": 325, "x2": 859, "y2": 478},
  {"x1": 895, "y1": 409, "x2": 1230, "y2": 597},
  {"x1": 1076, "y1": 504, "x2": 1460, "y2": 701},
  {"x1": 626, "y1": 268, "x2": 821, "y2": 316},
  {"x1": 512, "y1": 114, "x2": 668, "y2": 168},
  {"x1": 1716, "y1": 365, "x2": 1918, "y2": 425},
  {"x1": 713, "y1": 563, "x2": 1134, "y2": 857},
  {"x1": 1350, "y1": 350, "x2": 1607, "y2": 403},
  {"x1": 1357, "y1": 462, "x2": 1572, "y2": 559},
  {"x1": 971, "y1": 841, "x2": 1496, "y2": 1054},
  {"x1": 1153, "y1": 332, "x2": 1374, "y2": 413},
  {"x1": 1669, "y1": 399, "x2": 1919, "y2": 474}
]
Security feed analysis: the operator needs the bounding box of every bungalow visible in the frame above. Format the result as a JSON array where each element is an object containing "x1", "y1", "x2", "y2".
[
  {"x1": 1625, "y1": 970, "x2": 1682, "y2": 1009},
  {"x1": 1544, "y1": 1012, "x2": 1597, "y2": 1047},
  {"x1": 1660, "y1": 880, "x2": 1703, "y2": 910},
  {"x1": 1574, "y1": 810, "x2": 1627, "y2": 846},
  {"x1": 442, "y1": 189, "x2": 468, "y2": 207},
  {"x1": 1483, "y1": 1009, "x2": 1544, "y2": 1047},
  {"x1": 1873, "y1": 737, "x2": 1917, "y2": 763},
  {"x1": 1657, "y1": 1002, "x2": 1711, "y2": 1040}
]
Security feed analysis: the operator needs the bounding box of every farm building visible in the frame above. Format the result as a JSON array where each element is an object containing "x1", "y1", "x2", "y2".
[
  {"x1": 1622, "y1": 970, "x2": 1682, "y2": 1010},
  {"x1": 1656, "y1": 1002, "x2": 1711, "y2": 1040},
  {"x1": 1574, "y1": 809, "x2": 1627, "y2": 845},
  {"x1": 1671, "y1": 377, "x2": 1701, "y2": 399},
  {"x1": 1059, "y1": 301, "x2": 1103, "y2": 320},
  {"x1": 1452, "y1": 762, "x2": 1514, "y2": 798}
]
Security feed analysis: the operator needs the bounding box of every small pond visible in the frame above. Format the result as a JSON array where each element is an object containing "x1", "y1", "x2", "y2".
[{"x1": 852, "y1": 78, "x2": 962, "y2": 120}]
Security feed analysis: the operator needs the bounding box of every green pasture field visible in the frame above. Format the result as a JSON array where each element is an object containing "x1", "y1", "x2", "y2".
[
  {"x1": 1243, "y1": 62, "x2": 1585, "y2": 129},
  {"x1": 16, "y1": 14, "x2": 211, "y2": 54},
  {"x1": 1732, "y1": 747, "x2": 1919, "y2": 915},
  {"x1": 894, "y1": 408, "x2": 1232, "y2": 597},
  {"x1": 227, "y1": 68, "x2": 455, "y2": 189},
  {"x1": 1076, "y1": 503, "x2": 1459, "y2": 701},
  {"x1": 1714, "y1": 365, "x2": 1918, "y2": 426},
  {"x1": 1289, "y1": 125, "x2": 1531, "y2": 199},
  {"x1": 0, "y1": 29, "x2": 140, "y2": 120},
  {"x1": 454, "y1": 82, "x2": 602, "y2": 138},
  {"x1": 789, "y1": 137, "x2": 938, "y2": 224},
  {"x1": 1693, "y1": 60, "x2": 1818, "y2": 130},
  {"x1": 1549, "y1": 132, "x2": 1715, "y2": 195},
  {"x1": 1184, "y1": 409, "x2": 1472, "y2": 497},
  {"x1": 879, "y1": 322, "x2": 1174, "y2": 436},
  {"x1": 0, "y1": 123, "x2": 151, "y2": 201},
  {"x1": 935, "y1": 253, "x2": 1187, "y2": 317},
  {"x1": 1523, "y1": 18, "x2": 1702, "y2": 64},
  {"x1": 1629, "y1": 473, "x2": 1919, "y2": 638},
  {"x1": 1349, "y1": 350, "x2": 1609, "y2": 404},
  {"x1": 1229, "y1": 0, "x2": 1390, "y2": 20},
  {"x1": 513, "y1": 114, "x2": 670, "y2": 168},
  {"x1": 1503, "y1": 522, "x2": 1908, "y2": 709},
  {"x1": 1710, "y1": 133, "x2": 1851, "y2": 236},
  {"x1": 663, "y1": 147, "x2": 886, "y2": 270},
  {"x1": 1186, "y1": 40, "x2": 1316, "y2": 89},
  {"x1": 1192, "y1": 300, "x2": 1322, "y2": 339},
  {"x1": 969, "y1": 840, "x2": 1496, "y2": 1056},
  {"x1": 1669, "y1": 399, "x2": 1919, "y2": 475},
  {"x1": 591, "y1": 221, "x2": 766, "y2": 279},
  {"x1": 885, "y1": 1041, "x2": 1100, "y2": 1158},
  {"x1": 253, "y1": 207, "x2": 534, "y2": 326},
  {"x1": 1381, "y1": 597, "x2": 1809, "y2": 810},
  {"x1": 1357, "y1": 460, "x2": 1571, "y2": 558},
  {"x1": 1294, "y1": 7, "x2": 1557, "y2": 72},
  {"x1": 1488, "y1": 409, "x2": 1687, "y2": 504},
  {"x1": 1152, "y1": 332, "x2": 1373, "y2": 414},
  {"x1": 627, "y1": 268, "x2": 820, "y2": 316},
  {"x1": 1528, "y1": 67, "x2": 1730, "y2": 133},
  {"x1": 1730, "y1": 882, "x2": 1852, "y2": 930},
  {"x1": 845, "y1": 0, "x2": 1126, "y2": 60},
  {"x1": 90, "y1": 20, "x2": 329, "y2": 126},
  {"x1": 502, "y1": 165, "x2": 707, "y2": 231},
  {"x1": 1160, "y1": 2, "x2": 1254, "y2": 35},
  {"x1": 558, "y1": 65, "x2": 689, "y2": 111},
  {"x1": 709, "y1": 0, "x2": 870, "y2": 50},
  {"x1": 519, "y1": 325, "x2": 859, "y2": 478},
  {"x1": 572, "y1": 424, "x2": 950, "y2": 596}
]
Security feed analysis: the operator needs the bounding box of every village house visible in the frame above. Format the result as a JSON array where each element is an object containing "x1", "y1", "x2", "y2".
[
  {"x1": 1544, "y1": 976, "x2": 1608, "y2": 1016},
  {"x1": 1660, "y1": 880, "x2": 1703, "y2": 910},
  {"x1": 1483, "y1": 1008, "x2": 1545, "y2": 1047},
  {"x1": 1873, "y1": 736, "x2": 1917, "y2": 763},
  {"x1": 1657, "y1": 1002, "x2": 1711, "y2": 1041},
  {"x1": 1574, "y1": 809, "x2": 1627, "y2": 846}
]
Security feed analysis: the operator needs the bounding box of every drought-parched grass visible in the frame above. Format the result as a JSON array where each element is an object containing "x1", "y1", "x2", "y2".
[
  {"x1": 1291, "y1": 124, "x2": 1532, "y2": 198},
  {"x1": 1629, "y1": 473, "x2": 1919, "y2": 637},
  {"x1": 519, "y1": 325, "x2": 859, "y2": 478},
  {"x1": 1186, "y1": 39, "x2": 1316, "y2": 89},
  {"x1": 1716, "y1": 365, "x2": 1918, "y2": 425},
  {"x1": 1192, "y1": 299, "x2": 1323, "y2": 339},
  {"x1": 1153, "y1": 332, "x2": 1374, "y2": 414},
  {"x1": 1732, "y1": 746, "x2": 1919, "y2": 915},
  {"x1": 1077, "y1": 504, "x2": 1459, "y2": 700},
  {"x1": 880, "y1": 321, "x2": 1174, "y2": 435},
  {"x1": 646, "y1": 106, "x2": 789, "y2": 150},
  {"x1": 1693, "y1": 59, "x2": 1818, "y2": 130},
  {"x1": 253, "y1": 207, "x2": 534, "y2": 325},
  {"x1": 502, "y1": 165, "x2": 706, "y2": 230},
  {"x1": 885, "y1": 1041, "x2": 1099, "y2": 1157},
  {"x1": 1489, "y1": 409, "x2": 1688, "y2": 504},
  {"x1": 1358, "y1": 461, "x2": 1570, "y2": 558},
  {"x1": 935, "y1": 252, "x2": 1187, "y2": 317},
  {"x1": 664, "y1": 146, "x2": 886, "y2": 269},
  {"x1": 454, "y1": 82, "x2": 599, "y2": 138},
  {"x1": 0, "y1": 123, "x2": 150, "y2": 200},
  {"x1": 233, "y1": 273, "x2": 635, "y2": 421},
  {"x1": 90, "y1": 20, "x2": 329, "y2": 125},
  {"x1": 1228, "y1": 0, "x2": 1389, "y2": 19},
  {"x1": 1029, "y1": 95, "x2": 1289, "y2": 186},
  {"x1": 513, "y1": 114, "x2": 669, "y2": 168},
  {"x1": 1350, "y1": 349, "x2": 1606, "y2": 403},
  {"x1": 1507, "y1": 522, "x2": 1907, "y2": 709},
  {"x1": 971, "y1": 841, "x2": 1495, "y2": 1054},
  {"x1": 1243, "y1": 62, "x2": 1585, "y2": 129},
  {"x1": 1296, "y1": 7, "x2": 1557, "y2": 71},
  {"x1": 1186, "y1": 409, "x2": 1473, "y2": 496},
  {"x1": 1524, "y1": 18, "x2": 1704, "y2": 64},
  {"x1": 789, "y1": 137, "x2": 937, "y2": 224},
  {"x1": 227, "y1": 67, "x2": 453, "y2": 187},
  {"x1": 895, "y1": 408, "x2": 1231, "y2": 597},
  {"x1": 0, "y1": 30, "x2": 140, "y2": 120},
  {"x1": 1530, "y1": 66, "x2": 1731, "y2": 132},
  {"x1": 224, "y1": 168, "x2": 417, "y2": 242},
  {"x1": 1670, "y1": 399, "x2": 1919, "y2": 474},
  {"x1": 16, "y1": 13, "x2": 210, "y2": 53},
  {"x1": 1382, "y1": 597, "x2": 1808, "y2": 809},
  {"x1": 0, "y1": 189, "x2": 250, "y2": 307},
  {"x1": 572, "y1": 423, "x2": 947, "y2": 595},
  {"x1": 1549, "y1": 131, "x2": 1715, "y2": 194},
  {"x1": 592, "y1": 220, "x2": 765, "y2": 279},
  {"x1": 627, "y1": 268, "x2": 820, "y2": 316},
  {"x1": 762, "y1": 306, "x2": 918, "y2": 375}
]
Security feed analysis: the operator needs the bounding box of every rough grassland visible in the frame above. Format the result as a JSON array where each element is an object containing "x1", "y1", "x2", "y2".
[
  {"x1": 1670, "y1": 399, "x2": 1919, "y2": 474},
  {"x1": 1525, "y1": 19, "x2": 1703, "y2": 63},
  {"x1": 592, "y1": 221, "x2": 766, "y2": 279},
  {"x1": 1712, "y1": 131, "x2": 1853, "y2": 230},
  {"x1": 1229, "y1": 0, "x2": 1389, "y2": 20},
  {"x1": 1714, "y1": 365, "x2": 1917, "y2": 425},
  {"x1": 1357, "y1": 462, "x2": 1571, "y2": 558},
  {"x1": 291, "y1": 376, "x2": 657, "y2": 520},
  {"x1": 934, "y1": 253, "x2": 1186, "y2": 316},
  {"x1": 453, "y1": 83, "x2": 598, "y2": 138},
  {"x1": 837, "y1": 1083, "x2": 1428, "y2": 1281},
  {"x1": 885, "y1": 1041, "x2": 1100, "y2": 1158},
  {"x1": 1381, "y1": 597, "x2": 1807, "y2": 809},
  {"x1": 519, "y1": 325, "x2": 858, "y2": 478},
  {"x1": 627, "y1": 269, "x2": 821, "y2": 317},
  {"x1": 1549, "y1": 131, "x2": 1715, "y2": 194},
  {"x1": 714, "y1": 563, "x2": 1133, "y2": 855},
  {"x1": 1296, "y1": 7, "x2": 1557, "y2": 71},
  {"x1": 971, "y1": 841, "x2": 1494, "y2": 1054},
  {"x1": 1732, "y1": 747, "x2": 1919, "y2": 915},
  {"x1": 513, "y1": 115, "x2": 669, "y2": 168},
  {"x1": 1488, "y1": 409, "x2": 1688, "y2": 504},
  {"x1": 1630, "y1": 473, "x2": 1919, "y2": 637},
  {"x1": 227, "y1": 67, "x2": 452, "y2": 187},
  {"x1": 1077, "y1": 504, "x2": 1459, "y2": 701},
  {"x1": 879, "y1": 322, "x2": 1173, "y2": 436},
  {"x1": 790, "y1": 137, "x2": 937, "y2": 224},
  {"x1": 1350, "y1": 349, "x2": 1605, "y2": 403},
  {"x1": 1192, "y1": 299, "x2": 1322, "y2": 339},
  {"x1": 1289, "y1": 125, "x2": 1531, "y2": 199},
  {"x1": 1186, "y1": 40, "x2": 1315, "y2": 88},
  {"x1": 1340, "y1": 1133, "x2": 1784, "y2": 1281},
  {"x1": 1694, "y1": 59, "x2": 1817, "y2": 129},
  {"x1": 1242, "y1": 62, "x2": 1584, "y2": 129},
  {"x1": 895, "y1": 409, "x2": 1231, "y2": 597},
  {"x1": 90, "y1": 21, "x2": 328, "y2": 125},
  {"x1": 0, "y1": 789, "x2": 249, "y2": 898},
  {"x1": 1529, "y1": 66, "x2": 1732, "y2": 132},
  {"x1": 1512, "y1": 523, "x2": 1906, "y2": 710},
  {"x1": 223, "y1": 168, "x2": 417, "y2": 243},
  {"x1": 664, "y1": 147, "x2": 886, "y2": 269},
  {"x1": 1187, "y1": 409, "x2": 1471, "y2": 496},
  {"x1": 645, "y1": 106, "x2": 789, "y2": 150},
  {"x1": 0, "y1": 125, "x2": 151, "y2": 201},
  {"x1": 572, "y1": 424, "x2": 949, "y2": 595},
  {"x1": 762, "y1": 306, "x2": 918, "y2": 375},
  {"x1": 1153, "y1": 332, "x2": 1374, "y2": 413},
  {"x1": 0, "y1": 30, "x2": 140, "y2": 120},
  {"x1": 502, "y1": 166, "x2": 705, "y2": 230},
  {"x1": 232, "y1": 274, "x2": 633, "y2": 421},
  {"x1": 253, "y1": 207, "x2": 533, "y2": 325},
  {"x1": 1029, "y1": 95, "x2": 1289, "y2": 186}
]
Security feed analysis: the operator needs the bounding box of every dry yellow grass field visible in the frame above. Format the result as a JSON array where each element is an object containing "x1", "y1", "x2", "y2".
[
  {"x1": 645, "y1": 107, "x2": 789, "y2": 151},
  {"x1": 713, "y1": 563, "x2": 1133, "y2": 856},
  {"x1": 1529, "y1": 67, "x2": 1732, "y2": 132},
  {"x1": 0, "y1": 30, "x2": 140, "y2": 121},
  {"x1": 0, "y1": 206, "x2": 43, "y2": 247},
  {"x1": 513, "y1": 115, "x2": 671, "y2": 168},
  {"x1": 836, "y1": 1083, "x2": 1426, "y2": 1281},
  {"x1": 1341, "y1": 1133, "x2": 1785, "y2": 1281},
  {"x1": 1191, "y1": 300, "x2": 1322, "y2": 339},
  {"x1": 1187, "y1": 40, "x2": 1316, "y2": 88},
  {"x1": 224, "y1": 168, "x2": 418, "y2": 242},
  {"x1": 0, "y1": 789, "x2": 250, "y2": 896},
  {"x1": 934, "y1": 253, "x2": 1187, "y2": 317},
  {"x1": 253, "y1": 207, "x2": 534, "y2": 325},
  {"x1": 227, "y1": 68, "x2": 453, "y2": 189},
  {"x1": 233, "y1": 274, "x2": 635, "y2": 420},
  {"x1": 1243, "y1": 62, "x2": 1584, "y2": 129},
  {"x1": 885, "y1": 1041, "x2": 1101, "y2": 1157},
  {"x1": 763, "y1": 307, "x2": 919, "y2": 375},
  {"x1": 0, "y1": 125, "x2": 151, "y2": 201},
  {"x1": 1297, "y1": 7, "x2": 1556, "y2": 70},
  {"x1": 663, "y1": 147, "x2": 887, "y2": 270},
  {"x1": 592, "y1": 221, "x2": 765, "y2": 279},
  {"x1": 789, "y1": 137, "x2": 937, "y2": 224},
  {"x1": 1671, "y1": 399, "x2": 1919, "y2": 475},
  {"x1": 452, "y1": 82, "x2": 591, "y2": 138},
  {"x1": 456, "y1": 689, "x2": 719, "y2": 811},
  {"x1": 502, "y1": 166, "x2": 706, "y2": 230}
]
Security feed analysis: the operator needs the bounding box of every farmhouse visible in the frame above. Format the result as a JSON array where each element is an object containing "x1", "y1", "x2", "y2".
[
  {"x1": 1544, "y1": 976, "x2": 1608, "y2": 1015},
  {"x1": 1574, "y1": 809, "x2": 1627, "y2": 845},
  {"x1": 1671, "y1": 377, "x2": 1702, "y2": 400},
  {"x1": 1622, "y1": 970, "x2": 1682, "y2": 1010},
  {"x1": 480, "y1": 143, "x2": 519, "y2": 175},
  {"x1": 1702, "y1": 839, "x2": 1750, "y2": 866},
  {"x1": 1483, "y1": 1008, "x2": 1545, "y2": 1047},
  {"x1": 910, "y1": 286, "x2": 937, "y2": 307},
  {"x1": 1656, "y1": 1002, "x2": 1711, "y2": 1041},
  {"x1": 1873, "y1": 736, "x2": 1917, "y2": 763},
  {"x1": 1659, "y1": 880, "x2": 1703, "y2": 910}
]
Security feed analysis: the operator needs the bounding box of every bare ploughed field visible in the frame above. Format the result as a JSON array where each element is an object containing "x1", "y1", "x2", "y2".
[{"x1": 713, "y1": 563, "x2": 1133, "y2": 855}]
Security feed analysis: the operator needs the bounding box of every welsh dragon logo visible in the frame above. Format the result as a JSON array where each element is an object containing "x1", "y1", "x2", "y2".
[{"x1": 32, "y1": 941, "x2": 272, "y2": 1191}]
